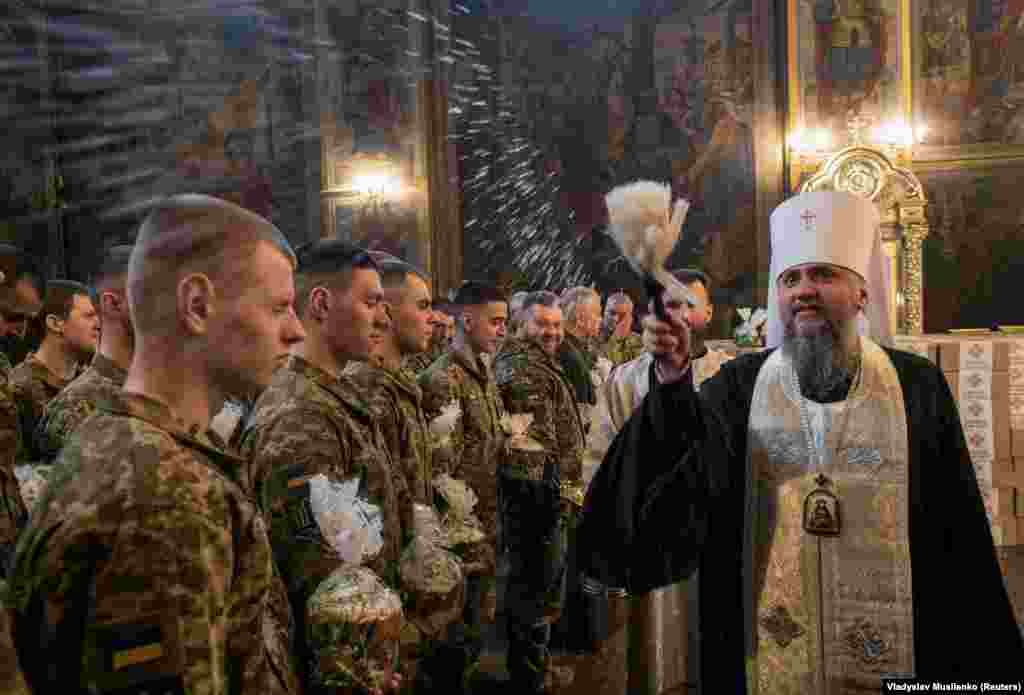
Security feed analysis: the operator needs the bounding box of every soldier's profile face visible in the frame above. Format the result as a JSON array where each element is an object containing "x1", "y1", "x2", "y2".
[
  {"x1": 0, "y1": 278, "x2": 42, "y2": 338},
  {"x1": 390, "y1": 273, "x2": 433, "y2": 356},
  {"x1": 606, "y1": 300, "x2": 633, "y2": 336},
  {"x1": 467, "y1": 301, "x2": 508, "y2": 355},
  {"x1": 525, "y1": 304, "x2": 563, "y2": 356},
  {"x1": 208, "y1": 241, "x2": 305, "y2": 396},
  {"x1": 577, "y1": 298, "x2": 602, "y2": 338},
  {"x1": 62, "y1": 293, "x2": 100, "y2": 359},
  {"x1": 327, "y1": 267, "x2": 387, "y2": 362}
]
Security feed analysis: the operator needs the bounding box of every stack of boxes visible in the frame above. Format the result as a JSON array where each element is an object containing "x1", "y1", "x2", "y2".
[{"x1": 896, "y1": 334, "x2": 1024, "y2": 629}]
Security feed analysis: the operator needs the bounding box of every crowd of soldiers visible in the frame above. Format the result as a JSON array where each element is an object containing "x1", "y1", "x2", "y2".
[{"x1": 0, "y1": 194, "x2": 728, "y2": 695}]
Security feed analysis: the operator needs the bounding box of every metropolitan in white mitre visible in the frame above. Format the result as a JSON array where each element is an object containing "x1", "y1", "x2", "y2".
[{"x1": 579, "y1": 190, "x2": 1022, "y2": 692}]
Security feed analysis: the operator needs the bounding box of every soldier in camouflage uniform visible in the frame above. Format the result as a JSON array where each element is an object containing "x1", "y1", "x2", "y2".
[
  {"x1": 345, "y1": 260, "x2": 435, "y2": 511},
  {"x1": 6, "y1": 195, "x2": 305, "y2": 694},
  {"x1": 418, "y1": 282, "x2": 508, "y2": 687},
  {"x1": 9, "y1": 280, "x2": 98, "y2": 465},
  {"x1": 0, "y1": 246, "x2": 43, "y2": 576},
  {"x1": 34, "y1": 247, "x2": 134, "y2": 463},
  {"x1": 403, "y1": 300, "x2": 454, "y2": 376},
  {"x1": 239, "y1": 240, "x2": 404, "y2": 694},
  {"x1": 344, "y1": 259, "x2": 470, "y2": 692},
  {"x1": 599, "y1": 291, "x2": 644, "y2": 366},
  {"x1": 494, "y1": 291, "x2": 587, "y2": 694}
]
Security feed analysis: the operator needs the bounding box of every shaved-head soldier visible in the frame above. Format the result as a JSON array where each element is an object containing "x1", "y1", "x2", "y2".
[{"x1": 9, "y1": 195, "x2": 306, "y2": 694}]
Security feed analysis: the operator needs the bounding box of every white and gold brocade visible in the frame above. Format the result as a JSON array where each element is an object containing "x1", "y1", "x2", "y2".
[{"x1": 746, "y1": 338, "x2": 914, "y2": 694}]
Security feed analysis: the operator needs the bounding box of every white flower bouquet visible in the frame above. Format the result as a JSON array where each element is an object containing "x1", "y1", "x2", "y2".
[
  {"x1": 428, "y1": 400, "x2": 462, "y2": 450},
  {"x1": 305, "y1": 475, "x2": 403, "y2": 693},
  {"x1": 734, "y1": 307, "x2": 768, "y2": 347},
  {"x1": 433, "y1": 474, "x2": 485, "y2": 550},
  {"x1": 499, "y1": 413, "x2": 544, "y2": 452}
]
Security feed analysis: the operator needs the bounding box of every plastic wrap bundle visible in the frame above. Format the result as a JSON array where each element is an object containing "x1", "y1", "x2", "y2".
[
  {"x1": 432, "y1": 474, "x2": 486, "y2": 571},
  {"x1": 499, "y1": 413, "x2": 547, "y2": 481},
  {"x1": 427, "y1": 400, "x2": 462, "y2": 475},
  {"x1": 15, "y1": 465, "x2": 50, "y2": 515},
  {"x1": 304, "y1": 474, "x2": 402, "y2": 693},
  {"x1": 399, "y1": 504, "x2": 465, "y2": 638}
]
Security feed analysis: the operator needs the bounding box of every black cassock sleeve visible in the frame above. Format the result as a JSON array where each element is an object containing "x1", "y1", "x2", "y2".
[{"x1": 577, "y1": 355, "x2": 759, "y2": 596}]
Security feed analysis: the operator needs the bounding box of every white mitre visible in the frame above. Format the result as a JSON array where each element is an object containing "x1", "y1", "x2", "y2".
[{"x1": 765, "y1": 190, "x2": 893, "y2": 349}]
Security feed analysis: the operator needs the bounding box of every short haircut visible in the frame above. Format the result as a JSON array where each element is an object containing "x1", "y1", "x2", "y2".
[
  {"x1": 605, "y1": 291, "x2": 633, "y2": 312},
  {"x1": 521, "y1": 290, "x2": 560, "y2": 319},
  {"x1": 508, "y1": 291, "x2": 530, "y2": 314},
  {"x1": 669, "y1": 268, "x2": 712, "y2": 292},
  {"x1": 453, "y1": 281, "x2": 506, "y2": 307},
  {"x1": 128, "y1": 194, "x2": 295, "y2": 335},
  {"x1": 378, "y1": 258, "x2": 429, "y2": 292},
  {"x1": 432, "y1": 299, "x2": 458, "y2": 317},
  {"x1": 293, "y1": 239, "x2": 378, "y2": 316},
  {"x1": 0, "y1": 243, "x2": 45, "y2": 297},
  {"x1": 559, "y1": 286, "x2": 600, "y2": 323},
  {"x1": 89, "y1": 244, "x2": 134, "y2": 302},
  {"x1": 27, "y1": 279, "x2": 91, "y2": 347},
  {"x1": 41, "y1": 280, "x2": 92, "y2": 321}
]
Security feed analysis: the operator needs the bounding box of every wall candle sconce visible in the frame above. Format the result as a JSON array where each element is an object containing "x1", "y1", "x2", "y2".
[{"x1": 787, "y1": 113, "x2": 926, "y2": 186}]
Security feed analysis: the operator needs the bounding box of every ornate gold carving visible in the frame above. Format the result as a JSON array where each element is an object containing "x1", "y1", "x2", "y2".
[{"x1": 800, "y1": 146, "x2": 928, "y2": 336}]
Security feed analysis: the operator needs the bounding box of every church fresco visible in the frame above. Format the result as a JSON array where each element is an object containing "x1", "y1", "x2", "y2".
[
  {"x1": 915, "y1": 0, "x2": 1024, "y2": 148},
  {"x1": 452, "y1": 0, "x2": 768, "y2": 338},
  {"x1": 919, "y1": 163, "x2": 1024, "y2": 331},
  {"x1": 791, "y1": 0, "x2": 907, "y2": 143}
]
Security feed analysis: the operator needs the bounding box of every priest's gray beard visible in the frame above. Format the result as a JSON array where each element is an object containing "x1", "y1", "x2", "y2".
[{"x1": 782, "y1": 329, "x2": 861, "y2": 402}]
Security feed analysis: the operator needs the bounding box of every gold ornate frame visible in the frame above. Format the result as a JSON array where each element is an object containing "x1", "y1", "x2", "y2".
[
  {"x1": 800, "y1": 145, "x2": 928, "y2": 335},
  {"x1": 786, "y1": 0, "x2": 912, "y2": 146}
]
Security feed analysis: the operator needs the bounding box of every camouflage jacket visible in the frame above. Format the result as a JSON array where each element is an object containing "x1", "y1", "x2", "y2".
[
  {"x1": 419, "y1": 343, "x2": 506, "y2": 573},
  {"x1": 493, "y1": 338, "x2": 587, "y2": 502},
  {"x1": 402, "y1": 343, "x2": 445, "y2": 377},
  {"x1": 558, "y1": 333, "x2": 599, "y2": 406},
  {"x1": 601, "y1": 333, "x2": 645, "y2": 366},
  {"x1": 344, "y1": 360, "x2": 433, "y2": 509},
  {"x1": 8, "y1": 353, "x2": 72, "y2": 464},
  {"x1": 0, "y1": 580, "x2": 29, "y2": 694},
  {"x1": 1, "y1": 351, "x2": 25, "y2": 547},
  {"x1": 34, "y1": 353, "x2": 128, "y2": 464},
  {"x1": 240, "y1": 356, "x2": 405, "y2": 595},
  {"x1": 6, "y1": 389, "x2": 298, "y2": 694}
]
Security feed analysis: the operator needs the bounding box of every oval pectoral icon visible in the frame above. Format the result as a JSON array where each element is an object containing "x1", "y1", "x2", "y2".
[{"x1": 803, "y1": 474, "x2": 841, "y2": 536}]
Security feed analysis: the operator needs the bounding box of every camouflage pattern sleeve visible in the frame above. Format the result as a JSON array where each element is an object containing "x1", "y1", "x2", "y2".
[
  {"x1": 419, "y1": 361, "x2": 454, "y2": 421},
  {"x1": 34, "y1": 397, "x2": 96, "y2": 464},
  {"x1": 0, "y1": 384, "x2": 25, "y2": 552},
  {"x1": 242, "y1": 407, "x2": 359, "y2": 596},
  {"x1": 495, "y1": 357, "x2": 559, "y2": 471},
  {"x1": 14, "y1": 504, "x2": 284, "y2": 695},
  {"x1": 0, "y1": 579, "x2": 29, "y2": 694}
]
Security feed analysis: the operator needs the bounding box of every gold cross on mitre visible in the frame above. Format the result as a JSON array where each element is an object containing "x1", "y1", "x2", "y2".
[{"x1": 800, "y1": 209, "x2": 817, "y2": 232}]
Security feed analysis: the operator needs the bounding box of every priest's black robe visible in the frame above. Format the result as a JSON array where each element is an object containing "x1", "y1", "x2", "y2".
[{"x1": 578, "y1": 347, "x2": 1024, "y2": 689}]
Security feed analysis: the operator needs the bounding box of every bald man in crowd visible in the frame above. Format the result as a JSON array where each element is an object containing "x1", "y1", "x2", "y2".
[{"x1": 7, "y1": 195, "x2": 305, "y2": 694}]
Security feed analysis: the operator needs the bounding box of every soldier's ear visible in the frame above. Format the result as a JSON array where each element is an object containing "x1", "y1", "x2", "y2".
[
  {"x1": 308, "y1": 286, "x2": 331, "y2": 321},
  {"x1": 179, "y1": 272, "x2": 215, "y2": 336}
]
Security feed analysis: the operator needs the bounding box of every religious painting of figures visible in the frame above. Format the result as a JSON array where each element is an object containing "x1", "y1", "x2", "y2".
[
  {"x1": 914, "y1": 0, "x2": 1024, "y2": 148},
  {"x1": 314, "y1": 2, "x2": 430, "y2": 270},
  {"x1": 790, "y1": 0, "x2": 907, "y2": 145},
  {"x1": 919, "y1": 164, "x2": 1024, "y2": 332},
  {"x1": 450, "y1": 0, "x2": 770, "y2": 339}
]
